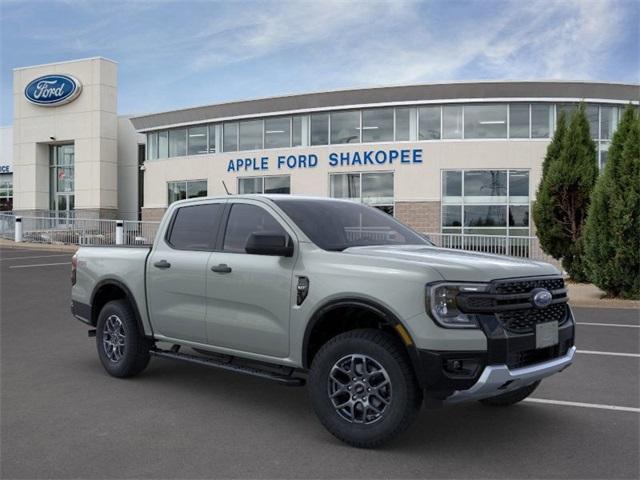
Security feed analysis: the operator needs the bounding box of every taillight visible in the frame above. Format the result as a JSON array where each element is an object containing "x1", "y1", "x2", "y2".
[{"x1": 71, "y1": 253, "x2": 77, "y2": 285}]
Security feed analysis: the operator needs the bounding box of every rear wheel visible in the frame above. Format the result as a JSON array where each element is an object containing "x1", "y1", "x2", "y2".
[
  {"x1": 308, "y1": 329, "x2": 423, "y2": 448},
  {"x1": 96, "y1": 300, "x2": 151, "y2": 378},
  {"x1": 479, "y1": 380, "x2": 540, "y2": 406}
]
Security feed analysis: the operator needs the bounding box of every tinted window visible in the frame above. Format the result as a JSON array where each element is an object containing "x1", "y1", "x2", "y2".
[
  {"x1": 330, "y1": 111, "x2": 360, "y2": 144},
  {"x1": 419, "y1": 106, "x2": 441, "y2": 140},
  {"x1": 362, "y1": 108, "x2": 393, "y2": 142},
  {"x1": 310, "y1": 113, "x2": 329, "y2": 145},
  {"x1": 223, "y1": 204, "x2": 287, "y2": 253},
  {"x1": 274, "y1": 199, "x2": 428, "y2": 251},
  {"x1": 509, "y1": 104, "x2": 529, "y2": 138},
  {"x1": 168, "y1": 203, "x2": 222, "y2": 250},
  {"x1": 464, "y1": 104, "x2": 507, "y2": 139}
]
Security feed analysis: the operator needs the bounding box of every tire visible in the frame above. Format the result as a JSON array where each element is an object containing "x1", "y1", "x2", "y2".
[
  {"x1": 96, "y1": 299, "x2": 151, "y2": 378},
  {"x1": 479, "y1": 380, "x2": 540, "y2": 406},
  {"x1": 308, "y1": 329, "x2": 423, "y2": 448}
]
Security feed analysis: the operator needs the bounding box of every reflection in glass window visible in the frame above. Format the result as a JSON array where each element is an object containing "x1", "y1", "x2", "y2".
[
  {"x1": 330, "y1": 173, "x2": 360, "y2": 199},
  {"x1": 442, "y1": 106, "x2": 463, "y2": 139},
  {"x1": 187, "y1": 126, "x2": 208, "y2": 155},
  {"x1": 362, "y1": 172, "x2": 393, "y2": 204},
  {"x1": 599, "y1": 142, "x2": 610, "y2": 170},
  {"x1": 331, "y1": 110, "x2": 360, "y2": 144},
  {"x1": 586, "y1": 105, "x2": 599, "y2": 139},
  {"x1": 419, "y1": 106, "x2": 441, "y2": 140},
  {"x1": 310, "y1": 113, "x2": 329, "y2": 145},
  {"x1": 509, "y1": 206, "x2": 529, "y2": 227},
  {"x1": 147, "y1": 132, "x2": 158, "y2": 160},
  {"x1": 395, "y1": 108, "x2": 411, "y2": 141},
  {"x1": 208, "y1": 124, "x2": 217, "y2": 153},
  {"x1": 509, "y1": 104, "x2": 529, "y2": 138},
  {"x1": 531, "y1": 104, "x2": 552, "y2": 138},
  {"x1": 600, "y1": 106, "x2": 619, "y2": 140},
  {"x1": 223, "y1": 204, "x2": 287, "y2": 253},
  {"x1": 158, "y1": 131, "x2": 168, "y2": 159},
  {"x1": 239, "y1": 120, "x2": 263, "y2": 150},
  {"x1": 464, "y1": 104, "x2": 507, "y2": 139},
  {"x1": 238, "y1": 177, "x2": 262, "y2": 194},
  {"x1": 509, "y1": 170, "x2": 529, "y2": 199},
  {"x1": 362, "y1": 108, "x2": 393, "y2": 142},
  {"x1": 264, "y1": 176, "x2": 290, "y2": 194},
  {"x1": 169, "y1": 129, "x2": 187, "y2": 157},
  {"x1": 292, "y1": 116, "x2": 303, "y2": 146},
  {"x1": 168, "y1": 203, "x2": 222, "y2": 251},
  {"x1": 463, "y1": 170, "x2": 507, "y2": 200},
  {"x1": 167, "y1": 180, "x2": 208, "y2": 205},
  {"x1": 223, "y1": 122, "x2": 238, "y2": 152},
  {"x1": 464, "y1": 205, "x2": 507, "y2": 227},
  {"x1": 265, "y1": 117, "x2": 291, "y2": 149},
  {"x1": 442, "y1": 171, "x2": 462, "y2": 198},
  {"x1": 187, "y1": 180, "x2": 208, "y2": 198},
  {"x1": 442, "y1": 205, "x2": 462, "y2": 227}
]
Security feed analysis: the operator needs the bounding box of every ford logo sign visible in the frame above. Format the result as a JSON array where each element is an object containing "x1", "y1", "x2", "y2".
[
  {"x1": 532, "y1": 288, "x2": 553, "y2": 309},
  {"x1": 24, "y1": 74, "x2": 82, "y2": 106}
]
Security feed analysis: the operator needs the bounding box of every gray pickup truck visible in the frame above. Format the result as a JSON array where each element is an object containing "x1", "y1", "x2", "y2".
[{"x1": 71, "y1": 195, "x2": 575, "y2": 447}]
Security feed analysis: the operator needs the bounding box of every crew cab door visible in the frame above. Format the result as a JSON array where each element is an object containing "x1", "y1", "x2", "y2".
[
  {"x1": 204, "y1": 200, "x2": 296, "y2": 358},
  {"x1": 147, "y1": 201, "x2": 225, "y2": 343}
]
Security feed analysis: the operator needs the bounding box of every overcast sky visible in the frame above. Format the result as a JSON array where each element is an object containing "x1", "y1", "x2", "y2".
[{"x1": 1, "y1": 0, "x2": 638, "y2": 125}]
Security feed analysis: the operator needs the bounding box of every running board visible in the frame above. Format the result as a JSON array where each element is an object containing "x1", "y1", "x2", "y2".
[{"x1": 149, "y1": 348, "x2": 305, "y2": 386}]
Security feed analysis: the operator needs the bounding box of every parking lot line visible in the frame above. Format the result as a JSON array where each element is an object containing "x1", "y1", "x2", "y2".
[
  {"x1": 577, "y1": 349, "x2": 640, "y2": 358},
  {"x1": 1, "y1": 254, "x2": 71, "y2": 261},
  {"x1": 525, "y1": 398, "x2": 640, "y2": 413},
  {"x1": 576, "y1": 322, "x2": 640, "y2": 328},
  {"x1": 9, "y1": 262, "x2": 70, "y2": 269}
]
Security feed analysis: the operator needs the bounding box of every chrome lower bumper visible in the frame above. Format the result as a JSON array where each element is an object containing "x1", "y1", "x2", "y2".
[{"x1": 445, "y1": 346, "x2": 576, "y2": 403}]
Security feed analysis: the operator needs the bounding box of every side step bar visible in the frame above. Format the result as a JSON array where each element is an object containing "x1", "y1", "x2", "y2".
[{"x1": 150, "y1": 348, "x2": 305, "y2": 386}]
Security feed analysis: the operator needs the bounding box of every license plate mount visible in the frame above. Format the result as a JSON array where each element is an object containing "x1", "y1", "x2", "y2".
[{"x1": 536, "y1": 320, "x2": 559, "y2": 349}]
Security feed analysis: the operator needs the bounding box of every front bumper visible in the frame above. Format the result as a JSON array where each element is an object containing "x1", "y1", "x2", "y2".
[{"x1": 445, "y1": 345, "x2": 576, "y2": 403}]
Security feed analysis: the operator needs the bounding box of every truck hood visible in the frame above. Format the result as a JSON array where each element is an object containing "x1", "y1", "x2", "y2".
[{"x1": 343, "y1": 245, "x2": 560, "y2": 282}]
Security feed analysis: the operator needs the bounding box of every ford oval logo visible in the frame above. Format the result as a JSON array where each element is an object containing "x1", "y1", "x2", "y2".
[
  {"x1": 24, "y1": 74, "x2": 82, "y2": 106},
  {"x1": 532, "y1": 288, "x2": 553, "y2": 309}
]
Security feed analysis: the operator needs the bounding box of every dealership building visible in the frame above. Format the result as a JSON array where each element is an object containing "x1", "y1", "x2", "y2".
[{"x1": 5, "y1": 57, "x2": 638, "y2": 239}]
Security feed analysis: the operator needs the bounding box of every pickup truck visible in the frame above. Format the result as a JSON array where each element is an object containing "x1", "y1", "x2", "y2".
[{"x1": 71, "y1": 195, "x2": 575, "y2": 448}]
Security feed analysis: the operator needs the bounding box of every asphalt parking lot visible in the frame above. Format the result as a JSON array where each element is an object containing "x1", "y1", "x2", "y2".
[{"x1": 1, "y1": 246, "x2": 638, "y2": 479}]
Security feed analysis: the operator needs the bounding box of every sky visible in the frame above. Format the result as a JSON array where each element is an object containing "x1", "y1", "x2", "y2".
[{"x1": 0, "y1": 0, "x2": 638, "y2": 126}]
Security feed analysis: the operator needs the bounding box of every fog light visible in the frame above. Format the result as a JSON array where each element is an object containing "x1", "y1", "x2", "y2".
[{"x1": 444, "y1": 358, "x2": 481, "y2": 377}]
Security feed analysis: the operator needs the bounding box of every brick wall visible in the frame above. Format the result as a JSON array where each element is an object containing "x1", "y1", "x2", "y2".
[{"x1": 394, "y1": 201, "x2": 441, "y2": 234}]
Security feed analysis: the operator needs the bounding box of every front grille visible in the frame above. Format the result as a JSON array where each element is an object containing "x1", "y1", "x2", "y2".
[
  {"x1": 494, "y1": 277, "x2": 565, "y2": 295},
  {"x1": 497, "y1": 302, "x2": 568, "y2": 334}
]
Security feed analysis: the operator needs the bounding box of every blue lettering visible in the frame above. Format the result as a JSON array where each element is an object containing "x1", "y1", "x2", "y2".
[
  {"x1": 413, "y1": 149, "x2": 423, "y2": 163},
  {"x1": 363, "y1": 151, "x2": 373, "y2": 165},
  {"x1": 261, "y1": 156, "x2": 269, "y2": 170},
  {"x1": 375, "y1": 151, "x2": 387, "y2": 164},
  {"x1": 389, "y1": 150, "x2": 399, "y2": 163},
  {"x1": 352, "y1": 152, "x2": 362, "y2": 165},
  {"x1": 235, "y1": 159, "x2": 245, "y2": 171},
  {"x1": 308, "y1": 154, "x2": 318, "y2": 167},
  {"x1": 329, "y1": 153, "x2": 338, "y2": 167},
  {"x1": 298, "y1": 155, "x2": 307, "y2": 168},
  {"x1": 340, "y1": 152, "x2": 350, "y2": 166},
  {"x1": 277, "y1": 155, "x2": 285, "y2": 169},
  {"x1": 227, "y1": 160, "x2": 236, "y2": 172},
  {"x1": 400, "y1": 149, "x2": 410, "y2": 163}
]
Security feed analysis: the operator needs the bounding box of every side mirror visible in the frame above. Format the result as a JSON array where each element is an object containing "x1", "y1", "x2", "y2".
[{"x1": 245, "y1": 232, "x2": 293, "y2": 257}]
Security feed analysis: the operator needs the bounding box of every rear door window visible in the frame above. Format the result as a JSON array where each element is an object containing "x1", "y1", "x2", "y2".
[
  {"x1": 223, "y1": 204, "x2": 287, "y2": 253},
  {"x1": 167, "y1": 203, "x2": 223, "y2": 250}
]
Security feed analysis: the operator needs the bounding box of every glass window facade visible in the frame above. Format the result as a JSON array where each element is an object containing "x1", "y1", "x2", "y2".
[
  {"x1": 239, "y1": 120, "x2": 263, "y2": 151},
  {"x1": 330, "y1": 110, "x2": 360, "y2": 144},
  {"x1": 442, "y1": 169, "x2": 529, "y2": 236},
  {"x1": 158, "y1": 131, "x2": 168, "y2": 159},
  {"x1": 442, "y1": 106, "x2": 463, "y2": 139},
  {"x1": 49, "y1": 144, "x2": 75, "y2": 218},
  {"x1": 531, "y1": 104, "x2": 552, "y2": 138},
  {"x1": 292, "y1": 116, "x2": 303, "y2": 147},
  {"x1": 0, "y1": 173, "x2": 13, "y2": 211},
  {"x1": 362, "y1": 108, "x2": 394, "y2": 143},
  {"x1": 168, "y1": 128, "x2": 187, "y2": 157},
  {"x1": 167, "y1": 180, "x2": 208, "y2": 205},
  {"x1": 395, "y1": 107, "x2": 411, "y2": 141},
  {"x1": 419, "y1": 106, "x2": 441, "y2": 140},
  {"x1": 238, "y1": 175, "x2": 290, "y2": 194},
  {"x1": 330, "y1": 172, "x2": 394, "y2": 213},
  {"x1": 310, "y1": 113, "x2": 329, "y2": 145},
  {"x1": 509, "y1": 104, "x2": 529, "y2": 138},
  {"x1": 223, "y1": 122, "x2": 239, "y2": 152},
  {"x1": 187, "y1": 126, "x2": 208, "y2": 156},
  {"x1": 264, "y1": 117, "x2": 291, "y2": 149},
  {"x1": 464, "y1": 104, "x2": 507, "y2": 139}
]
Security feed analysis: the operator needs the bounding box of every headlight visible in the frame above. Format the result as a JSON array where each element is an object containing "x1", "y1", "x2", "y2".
[{"x1": 426, "y1": 283, "x2": 489, "y2": 328}]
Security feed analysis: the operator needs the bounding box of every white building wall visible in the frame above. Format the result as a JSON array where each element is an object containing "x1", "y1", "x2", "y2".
[{"x1": 116, "y1": 116, "x2": 144, "y2": 220}]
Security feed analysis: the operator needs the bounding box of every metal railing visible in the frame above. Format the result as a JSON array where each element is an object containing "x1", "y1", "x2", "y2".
[
  {"x1": 123, "y1": 220, "x2": 161, "y2": 246},
  {"x1": 423, "y1": 232, "x2": 559, "y2": 264},
  {"x1": 0, "y1": 213, "x2": 15, "y2": 240}
]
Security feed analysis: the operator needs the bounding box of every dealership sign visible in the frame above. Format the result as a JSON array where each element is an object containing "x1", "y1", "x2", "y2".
[
  {"x1": 24, "y1": 74, "x2": 82, "y2": 106},
  {"x1": 0, "y1": 165, "x2": 11, "y2": 173}
]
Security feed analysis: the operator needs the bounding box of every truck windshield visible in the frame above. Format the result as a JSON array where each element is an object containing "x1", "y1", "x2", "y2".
[{"x1": 273, "y1": 199, "x2": 431, "y2": 251}]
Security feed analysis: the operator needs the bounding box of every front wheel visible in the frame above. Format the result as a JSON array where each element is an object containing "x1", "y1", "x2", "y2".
[
  {"x1": 479, "y1": 380, "x2": 540, "y2": 406},
  {"x1": 96, "y1": 300, "x2": 151, "y2": 378},
  {"x1": 308, "y1": 329, "x2": 423, "y2": 448}
]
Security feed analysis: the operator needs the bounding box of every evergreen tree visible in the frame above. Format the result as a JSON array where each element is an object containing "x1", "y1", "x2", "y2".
[
  {"x1": 533, "y1": 104, "x2": 598, "y2": 281},
  {"x1": 584, "y1": 106, "x2": 640, "y2": 298}
]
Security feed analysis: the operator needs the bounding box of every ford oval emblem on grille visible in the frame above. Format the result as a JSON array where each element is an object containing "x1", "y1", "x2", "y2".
[{"x1": 532, "y1": 288, "x2": 553, "y2": 309}]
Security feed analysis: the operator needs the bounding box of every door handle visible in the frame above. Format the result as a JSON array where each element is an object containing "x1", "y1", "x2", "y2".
[
  {"x1": 211, "y1": 263, "x2": 232, "y2": 274},
  {"x1": 153, "y1": 260, "x2": 171, "y2": 269}
]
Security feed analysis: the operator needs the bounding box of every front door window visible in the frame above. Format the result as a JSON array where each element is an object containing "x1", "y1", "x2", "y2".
[{"x1": 50, "y1": 144, "x2": 74, "y2": 221}]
